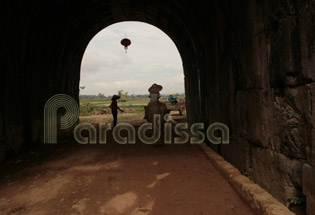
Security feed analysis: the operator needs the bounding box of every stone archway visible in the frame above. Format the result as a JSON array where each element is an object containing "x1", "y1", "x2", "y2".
[{"x1": 1, "y1": 0, "x2": 314, "y2": 213}]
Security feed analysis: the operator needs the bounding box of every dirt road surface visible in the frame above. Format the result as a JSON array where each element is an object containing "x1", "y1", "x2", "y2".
[{"x1": 0, "y1": 121, "x2": 257, "y2": 215}]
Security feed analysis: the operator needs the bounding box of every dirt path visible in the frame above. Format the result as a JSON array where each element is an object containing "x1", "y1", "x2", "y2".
[
  {"x1": 0, "y1": 143, "x2": 258, "y2": 215},
  {"x1": 0, "y1": 118, "x2": 258, "y2": 215}
]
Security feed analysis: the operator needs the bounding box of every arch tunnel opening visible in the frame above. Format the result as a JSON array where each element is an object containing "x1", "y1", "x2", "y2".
[{"x1": 79, "y1": 21, "x2": 186, "y2": 126}]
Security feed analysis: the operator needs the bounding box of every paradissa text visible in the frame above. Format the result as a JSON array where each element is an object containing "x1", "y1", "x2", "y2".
[
  {"x1": 44, "y1": 94, "x2": 229, "y2": 144},
  {"x1": 73, "y1": 114, "x2": 229, "y2": 144}
]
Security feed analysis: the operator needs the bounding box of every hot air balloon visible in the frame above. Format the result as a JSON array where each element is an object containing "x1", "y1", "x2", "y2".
[{"x1": 120, "y1": 38, "x2": 131, "y2": 53}]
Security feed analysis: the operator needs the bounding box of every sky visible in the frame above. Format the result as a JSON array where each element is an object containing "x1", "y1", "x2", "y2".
[{"x1": 80, "y1": 21, "x2": 184, "y2": 96}]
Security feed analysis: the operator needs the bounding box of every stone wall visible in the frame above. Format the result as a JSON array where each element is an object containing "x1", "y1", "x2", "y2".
[{"x1": 206, "y1": 0, "x2": 315, "y2": 213}]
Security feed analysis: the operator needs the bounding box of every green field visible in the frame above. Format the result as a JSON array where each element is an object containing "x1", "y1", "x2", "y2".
[
  {"x1": 80, "y1": 97, "x2": 149, "y2": 116},
  {"x1": 79, "y1": 96, "x2": 185, "y2": 123}
]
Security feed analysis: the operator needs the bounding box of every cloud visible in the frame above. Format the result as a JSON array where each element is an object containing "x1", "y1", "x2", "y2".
[
  {"x1": 88, "y1": 80, "x2": 148, "y2": 96},
  {"x1": 80, "y1": 21, "x2": 184, "y2": 95},
  {"x1": 95, "y1": 79, "x2": 146, "y2": 89}
]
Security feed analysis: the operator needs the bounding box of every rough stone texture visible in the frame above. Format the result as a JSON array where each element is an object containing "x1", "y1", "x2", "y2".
[
  {"x1": 248, "y1": 146, "x2": 304, "y2": 206},
  {"x1": 311, "y1": 83, "x2": 315, "y2": 167},
  {"x1": 1, "y1": 0, "x2": 315, "y2": 214},
  {"x1": 299, "y1": 2, "x2": 315, "y2": 81},
  {"x1": 268, "y1": 16, "x2": 302, "y2": 88},
  {"x1": 215, "y1": 0, "x2": 314, "y2": 212},
  {"x1": 273, "y1": 86, "x2": 310, "y2": 160},
  {"x1": 303, "y1": 164, "x2": 315, "y2": 215},
  {"x1": 234, "y1": 89, "x2": 275, "y2": 148}
]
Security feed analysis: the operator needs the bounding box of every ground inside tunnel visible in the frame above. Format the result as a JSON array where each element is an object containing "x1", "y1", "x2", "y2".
[{"x1": 0, "y1": 119, "x2": 257, "y2": 215}]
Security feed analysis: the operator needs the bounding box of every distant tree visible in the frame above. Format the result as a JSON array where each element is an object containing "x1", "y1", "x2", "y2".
[
  {"x1": 79, "y1": 86, "x2": 85, "y2": 94},
  {"x1": 97, "y1": 92, "x2": 105, "y2": 99},
  {"x1": 118, "y1": 90, "x2": 128, "y2": 97},
  {"x1": 118, "y1": 90, "x2": 128, "y2": 101}
]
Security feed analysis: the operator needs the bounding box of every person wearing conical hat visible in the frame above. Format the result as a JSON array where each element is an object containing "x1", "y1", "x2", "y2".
[
  {"x1": 144, "y1": 83, "x2": 166, "y2": 122},
  {"x1": 110, "y1": 94, "x2": 124, "y2": 126},
  {"x1": 168, "y1": 92, "x2": 178, "y2": 105},
  {"x1": 148, "y1": 83, "x2": 163, "y2": 93},
  {"x1": 148, "y1": 83, "x2": 163, "y2": 104},
  {"x1": 144, "y1": 84, "x2": 168, "y2": 144}
]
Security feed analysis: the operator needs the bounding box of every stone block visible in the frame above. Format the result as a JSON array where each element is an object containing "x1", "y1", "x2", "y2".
[
  {"x1": 302, "y1": 163, "x2": 315, "y2": 215},
  {"x1": 235, "y1": 89, "x2": 275, "y2": 148},
  {"x1": 273, "y1": 86, "x2": 309, "y2": 159},
  {"x1": 266, "y1": 0, "x2": 297, "y2": 17},
  {"x1": 268, "y1": 16, "x2": 302, "y2": 87},
  {"x1": 298, "y1": 2, "x2": 315, "y2": 81},
  {"x1": 249, "y1": 146, "x2": 304, "y2": 206},
  {"x1": 309, "y1": 83, "x2": 315, "y2": 166}
]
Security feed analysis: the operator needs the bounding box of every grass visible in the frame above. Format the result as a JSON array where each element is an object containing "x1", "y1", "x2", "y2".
[
  {"x1": 80, "y1": 113, "x2": 145, "y2": 124},
  {"x1": 79, "y1": 97, "x2": 149, "y2": 123},
  {"x1": 79, "y1": 96, "x2": 185, "y2": 123}
]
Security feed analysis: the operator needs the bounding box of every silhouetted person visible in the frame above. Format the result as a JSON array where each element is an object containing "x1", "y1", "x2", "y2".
[
  {"x1": 168, "y1": 92, "x2": 178, "y2": 105},
  {"x1": 144, "y1": 84, "x2": 168, "y2": 145},
  {"x1": 110, "y1": 95, "x2": 124, "y2": 126}
]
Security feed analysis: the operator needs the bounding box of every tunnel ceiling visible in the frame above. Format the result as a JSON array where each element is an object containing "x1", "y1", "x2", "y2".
[
  {"x1": 19, "y1": 0, "x2": 217, "y2": 73},
  {"x1": 0, "y1": 0, "x2": 218, "y2": 123}
]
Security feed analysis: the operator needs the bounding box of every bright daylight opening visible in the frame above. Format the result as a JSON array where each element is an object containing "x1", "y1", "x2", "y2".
[{"x1": 79, "y1": 21, "x2": 186, "y2": 125}]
